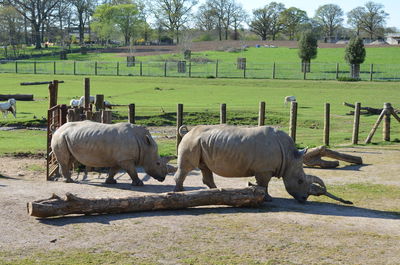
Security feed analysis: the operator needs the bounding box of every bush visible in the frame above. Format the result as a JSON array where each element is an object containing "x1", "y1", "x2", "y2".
[{"x1": 337, "y1": 76, "x2": 361, "y2": 82}]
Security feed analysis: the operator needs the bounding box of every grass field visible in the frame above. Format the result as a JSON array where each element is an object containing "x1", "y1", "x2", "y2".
[
  {"x1": 1, "y1": 73, "x2": 399, "y2": 156},
  {"x1": 1, "y1": 46, "x2": 400, "y2": 80}
]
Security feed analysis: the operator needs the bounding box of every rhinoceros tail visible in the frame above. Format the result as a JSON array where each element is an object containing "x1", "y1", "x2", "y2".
[{"x1": 178, "y1": 125, "x2": 189, "y2": 137}]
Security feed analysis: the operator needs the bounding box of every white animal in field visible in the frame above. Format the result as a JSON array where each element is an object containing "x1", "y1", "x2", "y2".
[
  {"x1": 69, "y1": 96, "x2": 112, "y2": 109},
  {"x1": 284, "y1": 96, "x2": 296, "y2": 106},
  {"x1": 0, "y1": 98, "x2": 17, "y2": 118}
]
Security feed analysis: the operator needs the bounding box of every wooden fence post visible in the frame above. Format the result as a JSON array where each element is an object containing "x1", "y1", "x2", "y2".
[
  {"x1": 140, "y1": 61, "x2": 143, "y2": 76},
  {"x1": 48, "y1": 80, "x2": 58, "y2": 108},
  {"x1": 352, "y1": 102, "x2": 361, "y2": 144},
  {"x1": 95, "y1": 94, "x2": 104, "y2": 111},
  {"x1": 164, "y1": 61, "x2": 167, "y2": 77},
  {"x1": 53, "y1": 61, "x2": 56, "y2": 74},
  {"x1": 336, "y1": 63, "x2": 339, "y2": 79},
  {"x1": 383, "y1": 102, "x2": 391, "y2": 141},
  {"x1": 84, "y1": 78, "x2": 90, "y2": 110},
  {"x1": 189, "y1": 61, "x2": 192, "y2": 77},
  {"x1": 324, "y1": 103, "x2": 330, "y2": 146},
  {"x1": 116, "y1": 62, "x2": 119, "y2": 76},
  {"x1": 34, "y1": 61, "x2": 37, "y2": 74},
  {"x1": 365, "y1": 104, "x2": 388, "y2": 144},
  {"x1": 129, "y1": 104, "x2": 135, "y2": 124},
  {"x1": 220, "y1": 103, "x2": 226, "y2": 124},
  {"x1": 95, "y1": 61, "x2": 98, "y2": 75},
  {"x1": 216, "y1": 60, "x2": 219, "y2": 78},
  {"x1": 272, "y1": 62, "x2": 276, "y2": 79},
  {"x1": 370, "y1": 64, "x2": 374, "y2": 81},
  {"x1": 176, "y1": 103, "x2": 183, "y2": 153},
  {"x1": 73, "y1": 61, "x2": 76, "y2": 75},
  {"x1": 258, "y1": 101, "x2": 265, "y2": 126},
  {"x1": 289, "y1": 101, "x2": 297, "y2": 143}
]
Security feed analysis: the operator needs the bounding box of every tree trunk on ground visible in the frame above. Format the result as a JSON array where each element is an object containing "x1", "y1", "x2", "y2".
[
  {"x1": 0, "y1": 94, "x2": 34, "y2": 101},
  {"x1": 27, "y1": 187, "x2": 266, "y2": 218},
  {"x1": 303, "y1": 146, "x2": 363, "y2": 168}
]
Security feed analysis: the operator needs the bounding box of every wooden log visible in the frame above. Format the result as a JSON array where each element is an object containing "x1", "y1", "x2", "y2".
[
  {"x1": 383, "y1": 103, "x2": 391, "y2": 142},
  {"x1": 352, "y1": 102, "x2": 361, "y2": 145},
  {"x1": 289, "y1": 101, "x2": 297, "y2": 143},
  {"x1": 48, "y1": 82, "x2": 58, "y2": 108},
  {"x1": 27, "y1": 186, "x2": 266, "y2": 218},
  {"x1": 0, "y1": 94, "x2": 34, "y2": 101},
  {"x1": 176, "y1": 103, "x2": 183, "y2": 153},
  {"x1": 220, "y1": 103, "x2": 226, "y2": 124},
  {"x1": 365, "y1": 108, "x2": 388, "y2": 144},
  {"x1": 390, "y1": 108, "x2": 400, "y2": 123},
  {"x1": 95, "y1": 94, "x2": 104, "y2": 111},
  {"x1": 128, "y1": 104, "x2": 135, "y2": 124},
  {"x1": 20, "y1": 81, "x2": 65, "y2": 86},
  {"x1": 324, "y1": 103, "x2": 330, "y2": 146},
  {"x1": 343, "y1": 102, "x2": 398, "y2": 115},
  {"x1": 101, "y1": 110, "x2": 112, "y2": 124},
  {"x1": 303, "y1": 146, "x2": 363, "y2": 168},
  {"x1": 258, "y1": 101, "x2": 265, "y2": 126}
]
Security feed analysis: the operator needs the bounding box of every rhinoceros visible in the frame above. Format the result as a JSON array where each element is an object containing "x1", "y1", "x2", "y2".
[
  {"x1": 175, "y1": 125, "x2": 352, "y2": 204},
  {"x1": 51, "y1": 120, "x2": 175, "y2": 185}
]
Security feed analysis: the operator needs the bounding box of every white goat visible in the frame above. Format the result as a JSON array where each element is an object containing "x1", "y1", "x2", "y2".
[
  {"x1": 70, "y1": 96, "x2": 112, "y2": 109},
  {"x1": 0, "y1": 98, "x2": 17, "y2": 118},
  {"x1": 284, "y1": 96, "x2": 296, "y2": 106}
]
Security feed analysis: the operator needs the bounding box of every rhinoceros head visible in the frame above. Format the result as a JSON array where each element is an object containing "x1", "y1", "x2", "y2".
[
  {"x1": 283, "y1": 149, "x2": 353, "y2": 204},
  {"x1": 142, "y1": 135, "x2": 176, "y2": 182}
]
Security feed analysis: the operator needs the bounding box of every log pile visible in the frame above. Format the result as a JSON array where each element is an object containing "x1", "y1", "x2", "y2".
[
  {"x1": 303, "y1": 146, "x2": 363, "y2": 169},
  {"x1": 27, "y1": 186, "x2": 266, "y2": 218}
]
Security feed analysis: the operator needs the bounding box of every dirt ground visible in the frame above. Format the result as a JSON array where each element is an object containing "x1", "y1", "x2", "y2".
[{"x1": 0, "y1": 144, "x2": 399, "y2": 264}]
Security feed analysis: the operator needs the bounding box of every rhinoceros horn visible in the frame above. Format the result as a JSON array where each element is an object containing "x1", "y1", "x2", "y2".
[{"x1": 307, "y1": 175, "x2": 353, "y2": 205}]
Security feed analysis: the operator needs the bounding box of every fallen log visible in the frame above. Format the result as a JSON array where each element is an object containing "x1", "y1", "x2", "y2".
[
  {"x1": 20, "y1": 81, "x2": 65, "y2": 86},
  {"x1": 343, "y1": 102, "x2": 399, "y2": 115},
  {"x1": 27, "y1": 186, "x2": 266, "y2": 218},
  {"x1": 303, "y1": 146, "x2": 363, "y2": 169},
  {"x1": 0, "y1": 94, "x2": 34, "y2": 101}
]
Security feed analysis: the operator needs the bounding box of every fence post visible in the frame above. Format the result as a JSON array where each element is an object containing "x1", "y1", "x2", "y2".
[
  {"x1": 243, "y1": 63, "x2": 246, "y2": 78},
  {"x1": 336, "y1": 63, "x2": 339, "y2": 79},
  {"x1": 176, "y1": 103, "x2": 183, "y2": 153},
  {"x1": 383, "y1": 102, "x2": 391, "y2": 141},
  {"x1": 48, "y1": 80, "x2": 58, "y2": 108},
  {"x1": 84, "y1": 78, "x2": 90, "y2": 110},
  {"x1": 272, "y1": 62, "x2": 276, "y2": 79},
  {"x1": 303, "y1": 63, "x2": 307, "y2": 80},
  {"x1": 370, "y1": 64, "x2": 374, "y2": 81},
  {"x1": 128, "y1": 104, "x2": 135, "y2": 124},
  {"x1": 189, "y1": 61, "x2": 192, "y2": 77},
  {"x1": 95, "y1": 61, "x2": 98, "y2": 75},
  {"x1": 164, "y1": 61, "x2": 167, "y2": 77},
  {"x1": 73, "y1": 61, "x2": 76, "y2": 75},
  {"x1": 54, "y1": 61, "x2": 56, "y2": 74},
  {"x1": 289, "y1": 101, "x2": 297, "y2": 143},
  {"x1": 352, "y1": 102, "x2": 361, "y2": 144},
  {"x1": 116, "y1": 62, "x2": 119, "y2": 76},
  {"x1": 140, "y1": 61, "x2": 143, "y2": 76},
  {"x1": 95, "y1": 94, "x2": 104, "y2": 111},
  {"x1": 34, "y1": 61, "x2": 37, "y2": 74},
  {"x1": 324, "y1": 103, "x2": 330, "y2": 146},
  {"x1": 258, "y1": 101, "x2": 265, "y2": 126},
  {"x1": 220, "y1": 103, "x2": 226, "y2": 124},
  {"x1": 15, "y1": 61, "x2": 18, "y2": 73},
  {"x1": 215, "y1": 60, "x2": 219, "y2": 78}
]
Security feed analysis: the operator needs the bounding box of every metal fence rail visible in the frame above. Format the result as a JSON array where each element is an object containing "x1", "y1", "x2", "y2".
[{"x1": 0, "y1": 60, "x2": 399, "y2": 81}]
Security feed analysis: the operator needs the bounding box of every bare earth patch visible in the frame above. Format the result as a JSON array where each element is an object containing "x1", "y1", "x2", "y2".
[{"x1": 0, "y1": 145, "x2": 399, "y2": 264}]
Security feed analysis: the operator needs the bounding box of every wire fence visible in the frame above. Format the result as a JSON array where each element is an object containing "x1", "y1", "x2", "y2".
[{"x1": 1, "y1": 60, "x2": 400, "y2": 81}]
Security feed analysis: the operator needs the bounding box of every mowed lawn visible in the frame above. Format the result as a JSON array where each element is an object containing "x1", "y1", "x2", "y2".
[{"x1": 1, "y1": 73, "x2": 399, "y2": 155}]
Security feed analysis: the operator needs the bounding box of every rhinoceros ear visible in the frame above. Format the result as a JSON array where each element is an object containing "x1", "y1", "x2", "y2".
[
  {"x1": 294, "y1": 148, "x2": 308, "y2": 159},
  {"x1": 145, "y1": 135, "x2": 153, "y2": 145}
]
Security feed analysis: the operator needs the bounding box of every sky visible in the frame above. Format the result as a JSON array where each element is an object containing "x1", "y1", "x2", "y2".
[{"x1": 233, "y1": 0, "x2": 400, "y2": 29}]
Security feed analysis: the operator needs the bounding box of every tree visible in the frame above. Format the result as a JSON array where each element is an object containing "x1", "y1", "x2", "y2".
[
  {"x1": 345, "y1": 37, "x2": 366, "y2": 79},
  {"x1": 347, "y1": 7, "x2": 365, "y2": 36},
  {"x1": 196, "y1": 4, "x2": 217, "y2": 31},
  {"x1": 359, "y1": 2, "x2": 388, "y2": 40},
  {"x1": 231, "y1": 3, "x2": 246, "y2": 40},
  {"x1": 151, "y1": 0, "x2": 197, "y2": 44},
  {"x1": 314, "y1": 4, "x2": 343, "y2": 43},
  {"x1": 6, "y1": 0, "x2": 61, "y2": 48},
  {"x1": 298, "y1": 31, "x2": 317, "y2": 73},
  {"x1": 250, "y1": 2, "x2": 285, "y2": 41},
  {"x1": 71, "y1": 0, "x2": 96, "y2": 44},
  {"x1": 109, "y1": 4, "x2": 140, "y2": 45},
  {"x1": 280, "y1": 7, "x2": 308, "y2": 40}
]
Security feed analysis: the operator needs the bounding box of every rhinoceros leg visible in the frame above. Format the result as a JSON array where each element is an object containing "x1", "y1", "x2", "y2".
[
  {"x1": 118, "y1": 160, "x2": 143, "y2": 186},
  {"x1": 255, "y1": 173, "x2": 273, "y2": 202},
  {"x1": 58, "y1": 158, "x2": 74, "y2": 183},
  {"x1": 200, "y1": 166, "x2": 217, "y2": 189},
  {"x1": 105, "y1": 166, "x2": 120, "y2": 184},
  {"x1": 174, "y1": 168, "x2": 190, "y2": 192}
]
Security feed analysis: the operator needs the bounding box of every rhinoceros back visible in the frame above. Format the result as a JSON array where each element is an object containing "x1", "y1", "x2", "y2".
[
  {"x1": 52, "y1": 121, "x2": 148, "y2": 167},
  {"x1": 181, "y1": 125, "x2": 288, "y2": 178}
]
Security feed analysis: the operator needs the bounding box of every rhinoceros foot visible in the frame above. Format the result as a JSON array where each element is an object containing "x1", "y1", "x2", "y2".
[
  {"x1": 264, "y1": 194, "x2": 273, "y2": 202},
  {"x1": 105, "y1": 178, "x2": 117, "y2": 184},
  {"x1": 131, "y1": 179, "x2": 144, "y2": 186},
  {"x1": 64, "y1": 178, "x2": 75, "y2": 183}
]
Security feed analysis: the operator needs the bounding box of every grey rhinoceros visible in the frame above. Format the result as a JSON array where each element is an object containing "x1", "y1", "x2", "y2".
[
  {"x1": 175, "y1": 125, "x2": 352, "y2": 204},
  {"x1": 51, "y1": 120, "x2": 175, "y2": 185}
]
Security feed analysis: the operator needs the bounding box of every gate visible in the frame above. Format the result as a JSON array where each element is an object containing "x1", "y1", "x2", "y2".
[{"x1": 46, "y1": 104, "x2": 68, "y2": 180}]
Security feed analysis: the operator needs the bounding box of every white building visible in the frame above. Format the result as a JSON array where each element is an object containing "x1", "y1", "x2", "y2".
[{"x1": 386, "y1": 33, "x2": 400, "y2": 45}]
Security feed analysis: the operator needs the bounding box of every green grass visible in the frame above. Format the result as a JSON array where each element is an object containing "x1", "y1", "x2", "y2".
[
  {"x1": 1, "y1": 73, "x2": 399, "y2": 155},
  {"x1": 0, "y1": 130, "x2": 46, "y2": 154}
]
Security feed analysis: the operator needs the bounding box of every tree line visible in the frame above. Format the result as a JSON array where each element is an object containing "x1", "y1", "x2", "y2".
[{"x1": 0, "y1": 0, "x2": 395, "y2": 49}]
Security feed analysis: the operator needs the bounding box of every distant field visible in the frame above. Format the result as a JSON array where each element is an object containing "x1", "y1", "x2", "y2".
[{"x1": 1, "y1": 73, "x2": 399, "y2": 156}]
